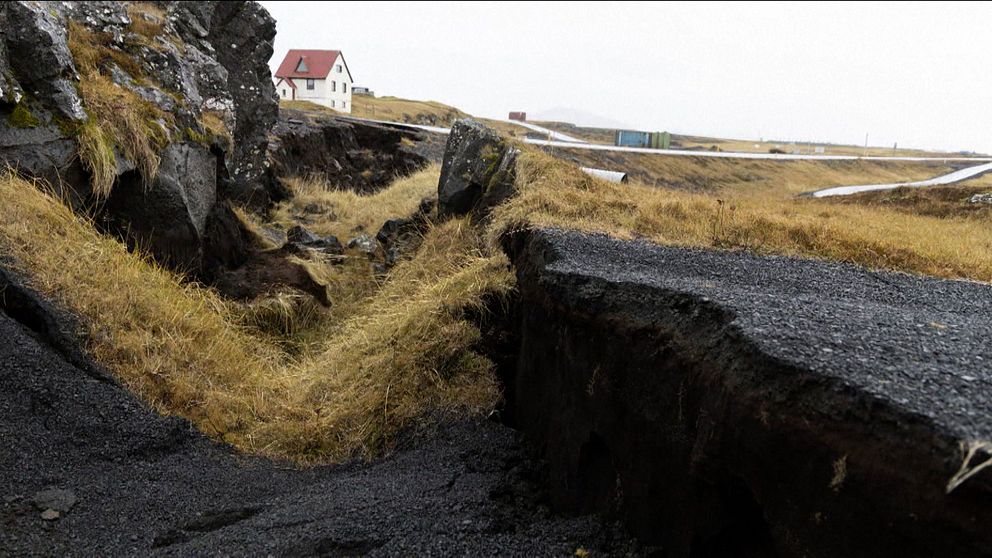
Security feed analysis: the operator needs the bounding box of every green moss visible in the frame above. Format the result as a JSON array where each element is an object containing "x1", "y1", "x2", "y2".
[
  {"x1": 53, "y1": 115, "x2": 84, "y2": 137},
  {"x1": 8, "y1": 102, "x2": 40, "y2": 128},
  {"x1": 185, "y1": 126, "x2": 212, "y2": 148}
]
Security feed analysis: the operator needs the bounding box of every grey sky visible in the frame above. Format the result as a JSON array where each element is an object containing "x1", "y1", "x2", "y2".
[{"x1": 261, "y1": 1, "x2": 991, "y2": 153}]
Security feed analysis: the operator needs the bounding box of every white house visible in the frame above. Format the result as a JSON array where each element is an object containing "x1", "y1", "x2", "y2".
[{"x1": 274, "y1": 49, "x2": 353, "y2": 113}]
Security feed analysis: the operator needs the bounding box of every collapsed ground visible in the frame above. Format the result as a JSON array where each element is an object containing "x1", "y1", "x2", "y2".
[{"x1": 3, "y1": 3, "x2": 992, "y2": 555}]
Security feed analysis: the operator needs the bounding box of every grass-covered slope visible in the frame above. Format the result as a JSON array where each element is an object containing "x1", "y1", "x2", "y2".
[
  {"x1": 0, "y1": 169, "x2": 510, "y2": 463},
  {"x1": 492, "y1": 150, "x2": 992, "y2": 282}
]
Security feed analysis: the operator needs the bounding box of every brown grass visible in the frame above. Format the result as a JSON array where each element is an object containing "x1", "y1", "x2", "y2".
[
  {"x1": 68, "y1": 21, "x2": 171, "y2": 197},
  {"x1": 556, "y1": 148, "x2": 954, "y2": 196},
  {"x1": 126, "y1": 2, "x2": 166, "y2": 41},
  {"x1": 350, "y1": 96, "x2": 468, "y2": 126},
  {"x1": 491, "y1": 150, "x2": 992, "y2": 282},
  {"x1": 0, "y1": 170, "x2": 508, "y2": 463},
  {"x1": 272, "y1": 165, "x2": 440, "y2": 240},
  {"x1": 834, "y1": 173, "x2": 992, "y2": 220}
]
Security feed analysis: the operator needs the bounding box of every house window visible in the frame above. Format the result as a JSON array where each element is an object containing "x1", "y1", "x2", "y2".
[
  {"x1": 330, "y1": 81, "x2": 336, "y2": 92},
  {"x1": 306, "y1": 79, "x2": 315, "y2": 90},
  {"x1": 343, "y1": 83, "x2": 347, "y2": 93},
  {"x1": 336, "y1": 64, "x2": 342, "y2": 73},
  {"x1": 296, "y1": 58, "x2": 308, "y2": 72},
  {"x1": 330, "y1": 100, "x2": 335, "y2": 108},
  {"x1": 342, "y1": 101, "x2": 346, "y2": 109},
  {"x1": 281, "y1": 89, "x2": 286, "y2": 97}
]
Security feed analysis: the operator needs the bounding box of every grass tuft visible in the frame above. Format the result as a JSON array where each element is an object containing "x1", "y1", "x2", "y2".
[{"x1": 68, "y1": 21, "x2": 173, "y2": 196}]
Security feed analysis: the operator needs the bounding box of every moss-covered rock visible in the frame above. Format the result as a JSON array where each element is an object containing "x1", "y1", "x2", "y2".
[{"x1": 7, "y1": 102, "x2": 40, "y2": 128}]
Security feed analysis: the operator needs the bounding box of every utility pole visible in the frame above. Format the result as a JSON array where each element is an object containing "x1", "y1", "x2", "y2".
[{"x1": 863, "y1": 133, "x2": 869, "y2": 157}]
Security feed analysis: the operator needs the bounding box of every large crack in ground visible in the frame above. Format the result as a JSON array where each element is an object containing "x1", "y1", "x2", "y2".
[{"x1": 498, "y1": 227, "x2": 992, "y2": 558}]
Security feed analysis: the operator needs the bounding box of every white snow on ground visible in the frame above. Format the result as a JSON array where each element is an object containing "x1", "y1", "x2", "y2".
[{"x1": 811, "y1": 162, "x2": 992, "y2": 197}]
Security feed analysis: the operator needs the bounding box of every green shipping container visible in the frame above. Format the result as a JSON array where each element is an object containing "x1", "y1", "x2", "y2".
[{"x1": 649, "y1": 132, "x2": 671, "y2": 149}]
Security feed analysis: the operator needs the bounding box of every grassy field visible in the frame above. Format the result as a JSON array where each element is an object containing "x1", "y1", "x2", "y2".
[
  {"x1": 350, "y1": 95, "x2": 468, "y2": 126},
  {"x1": 530, "y1": 121, "x2": 983, "y2": 158},
  {"x1": 833, "y1": 172, "x2": 992, "y2": 220},
  {"x1": 553, "y1": 148, "x2": 955, "y2": 195}
]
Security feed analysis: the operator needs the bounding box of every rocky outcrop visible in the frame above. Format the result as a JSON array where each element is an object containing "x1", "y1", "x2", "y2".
[
  {"x1": 437, "y1": 119, "x2": 518, "y2": 221},
  {"x1": 194, "y1": 1, "x2": 281, "y2": 206},
  {"x1": 501, "y1": 227, "x2": 992, "y2": 557},
  {"x1": 0, "y1": 1, "x2": 281, "y2": 278},
  {"x1": 269, "y1": 109, "x2": 431, "y2": 194},
  {"x1": 101, "y1": 142, "x2": 219, "y2": 272}
]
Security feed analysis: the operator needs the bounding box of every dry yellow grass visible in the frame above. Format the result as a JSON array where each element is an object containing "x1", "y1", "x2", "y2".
[
  {"x1": 0, "y1": 174, "x2": 281, "y2": 447},
  {"x1": 68, "y1": 21, "x2": 171, "y2": 197},
  {"x1": 0, "y1": 171, "x2": 509, "y2": 463},
  {"x1": 834, "y1": 177, "x2": 992, "y2": 220},
  {"x1": 349, "y1": 95, "x2": 468, "y2": 126},
  {"x1": 126, "y1": 2, "x2": 166, "y2": 41},
  {"x1": 491, "y1": 150, "x2": 992, "y2": 282},
  {"x1": 556, "y1": 148, "x2": 954, "y2": 196},
  {"x1": 272, "y1": 164, "x2": 440, "y2": 240}
]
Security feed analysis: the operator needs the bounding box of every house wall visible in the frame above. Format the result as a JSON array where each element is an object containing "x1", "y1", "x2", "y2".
[{"x1": 276, "y1": 55, "x2": 354, "y2": 114}]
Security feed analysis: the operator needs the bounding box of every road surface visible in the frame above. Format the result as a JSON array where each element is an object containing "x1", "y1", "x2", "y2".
[
  {"x1": 493, "y1": 119, "x2": 586, "y2": 143},
  {"x1": 351, "y1": 117, "x2": 992, "y2": 163},
  {"x1": 810, "y1": 161, "x2": 992, "y2": 197}
]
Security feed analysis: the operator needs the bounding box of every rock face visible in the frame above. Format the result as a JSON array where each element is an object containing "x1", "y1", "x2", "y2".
[
  {"x1": 502, "y1": 227, "x2": 992, "y2": 557},
  {"x1": 198, "y1": 1, "x2": 281, "y2": 205},
  {"x1": 0, "y1": 1, "x2": 281, "y2": 277},
  {"x1": 269, "y1": 108, "x2": 431, "y2": 194},
  {"x1": 101, "y1": 143, "x2": 218, "y2": 272},
  {"x1": 437, "y1": 119, "x2": 518, "y2": 220}
]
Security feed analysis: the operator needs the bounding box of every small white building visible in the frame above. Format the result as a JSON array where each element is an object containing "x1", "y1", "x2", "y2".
[{"x1": 274, "y1": 49, "x2": 353, "y2": 113}]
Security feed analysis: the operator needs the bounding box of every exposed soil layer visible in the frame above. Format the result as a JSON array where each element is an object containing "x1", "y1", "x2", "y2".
[
  {"x1": 269, "y1": 109, "x2": 436, "y2": 193},
  {"x1": 0, "y1": 274, "x2": 635, "y2": 556},
  {"x1": 501, "y1": 227, "x2": 992, "y2": 558}
]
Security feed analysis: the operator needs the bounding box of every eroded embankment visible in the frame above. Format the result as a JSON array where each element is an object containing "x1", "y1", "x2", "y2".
[{"x1": 500, "y1": 227, "x2": 992, "y2": 558}]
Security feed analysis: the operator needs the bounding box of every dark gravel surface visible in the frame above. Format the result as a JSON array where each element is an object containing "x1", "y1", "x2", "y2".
[
  {"x1": 536, "y1": 228, "x2": 992, "y2": 441},
  {"x1": 0, "y1": 313, "x2": 632, "y2": 557}
]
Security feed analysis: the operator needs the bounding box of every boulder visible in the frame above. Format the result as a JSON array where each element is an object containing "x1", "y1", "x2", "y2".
[
  {"x1": 346, "y1": 234, "x2": 377, "y2": 257},
  {"x1": 286, "y1": 225, "x2": 343, "y2": 257},
  {"x1": 210, "y1": 247, "x2": 330, "y2": 306},
  {"x1": 437, "y1": 119, "x2": 518, "y2": 220},
  {"x1": 199, "y1": 1, "x2": 282, "y2": 206}
]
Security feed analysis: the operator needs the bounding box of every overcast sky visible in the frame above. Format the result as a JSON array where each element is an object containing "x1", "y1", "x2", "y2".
[{"x1": 261, "y1": 1, "x2": 991, "y2": 153}]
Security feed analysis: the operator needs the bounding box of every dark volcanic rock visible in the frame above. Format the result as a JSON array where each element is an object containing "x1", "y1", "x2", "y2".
[
  {"x1": 286, "y1": 225, "x2": 343, "y2": 257},
  {"x1": 199, "y1": 1, "x2": 281, "y2": 206},
  {"x1": 210, "y1": 246, "x2": 331, "y2": 306},
  {"x1": 437, "y1": 119, "x2": 518, "y2": 220},
  {"x1": 269, "y1": 109, "x2": 430, "y2": 194},
  {"x1": 502, "y1": 227, "x2": 992, "y2": 558},
  {"x1": 0, "y1": 294, "x2": 632, "y2": 555},
  {"x1": 0, "y1": 1, "x2": 283, "y2": 277},
  {"x1": 100, "y1": 142, "x2": 216, "y2": 272},
  {"x1": 0, "y1": 2, "x2": 85, "y2": 120}
]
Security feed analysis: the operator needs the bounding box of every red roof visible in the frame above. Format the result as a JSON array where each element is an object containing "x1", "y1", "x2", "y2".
[{"x1": 275, "y1": 49, "x2": 342, "y2": 80}]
